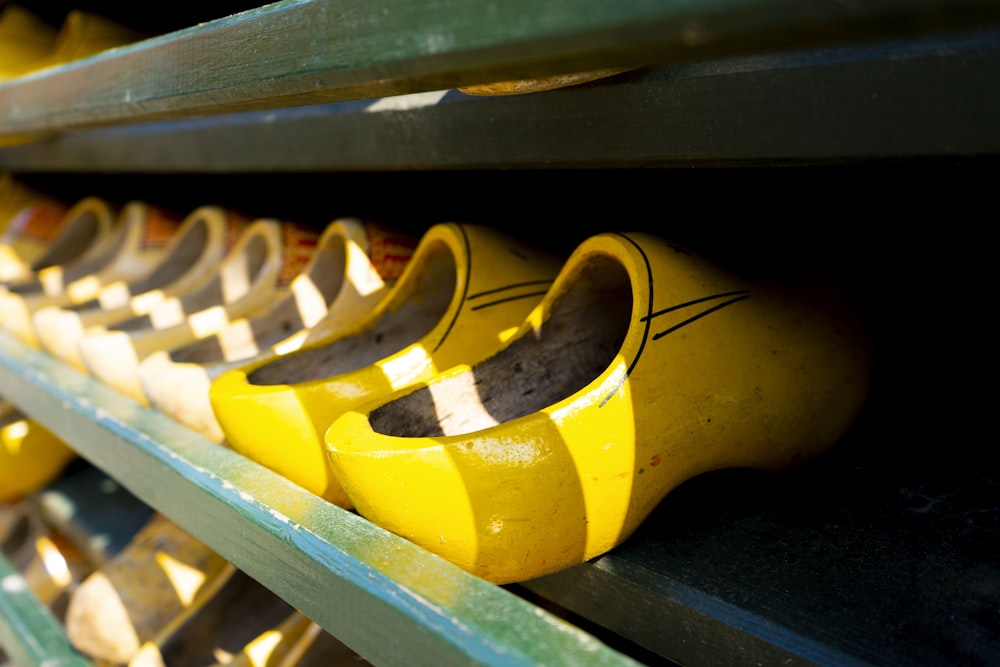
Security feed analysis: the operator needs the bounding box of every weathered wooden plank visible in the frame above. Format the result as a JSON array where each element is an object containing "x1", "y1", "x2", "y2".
[
  {"x1": 2, "y1": 26, "x2": 997, "y2": 171},
  {"x1": 1, "y1": 0, "x2": 998, "y2": 136},
  {"x1": 0, "y1": 330, "x2": 644, "y2": 667}
]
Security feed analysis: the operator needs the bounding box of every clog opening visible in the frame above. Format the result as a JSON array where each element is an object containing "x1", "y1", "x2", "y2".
[
  {"x1": 2, "y1": 207, "x2": 104, "y2": 293},
  {"x1": 114, "y1": 227, "x2": 273, "y2": 333},
  {"x1": 165, "y1": 233, "x2": 346, "y2": 366},
  {"x1": 247, "y1": 241, "x2": 456, "y2": 386},
  {"x1": 120, "y1": 214, "x2": 210, "y2": 295},
  {"x1": 369, "y1": 255, "x2": 631, "y2": 437}
]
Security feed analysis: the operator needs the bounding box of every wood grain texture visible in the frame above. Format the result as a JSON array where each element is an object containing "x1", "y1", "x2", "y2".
[
  {"x1": 2, "y1": 27, "x2": 998, "y2": 171},
  {"x1": 0, "y1": 0, "x2": 998, "y2": 136}
]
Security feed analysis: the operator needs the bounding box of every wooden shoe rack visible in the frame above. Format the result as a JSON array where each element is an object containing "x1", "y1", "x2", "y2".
[{"x1": 2, "y1": 1, "x2": 999, "y2": 665}]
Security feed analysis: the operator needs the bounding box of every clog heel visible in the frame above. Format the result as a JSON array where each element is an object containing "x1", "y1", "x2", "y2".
[
  {"x1": 325, "y1": 231, "x2": 875, "y2": 584},
  {"x1": 139, "y1": 218, "x2": 415, "y2": 442},
  {"x1": 0, "y1": 200, "x2": 183, "y2": 347},
  {"x1": 65, "y1": 512, "x2": 235, "y2": 665},
  {"x1": 0, "y1": 195, "x2": 112, "y2": 288},
  {"x1": 33, "y1": 206, "x2": 248, "y2": 372},
  {"x1": 210, "y1": 222, "x2": 563, "y2": 507},
  {"x1": 0, "y1": 400, "x2": 77, "y2": 504},
  {"x1": 78, "y1": 218, "x2": 311, "y2": 405}
]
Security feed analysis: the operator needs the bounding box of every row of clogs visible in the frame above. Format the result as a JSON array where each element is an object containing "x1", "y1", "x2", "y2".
[
  {"x1": 0, "y1": 174, "x2": 79, "y2": 505},
  {"x1": 1, "y1": 172, "x2": 875, "y2": 663},
  {"x1": 0, "y1": 175, "x2": 375, "y2": 665}
]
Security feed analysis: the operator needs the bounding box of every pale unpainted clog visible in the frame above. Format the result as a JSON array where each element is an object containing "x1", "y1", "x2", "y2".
[
  {"x1": 0, "y1": 195, "x2": 110, "y2": 286},
  {"x1": 210, "y1": 222, "x2": 563, "y2": 507},
  {"x1": 0, "y1": 200, "x2": 184, "y2": 347},
  {"x1": 33, "y1": 206, "x2": 249, "y2": 372},
  {"x1": 127, "y1": 568, "x2": 296, "y2": 667},
  {"x1": 325, "y1": 231, "x2": 875, "y2": 584},
  {"x1": 139, "y1": 218, "x2": 416, "y2": 443},
  {"x1": 79, "y1": 219, "x2": 318, "y2": 405},
  {"x1": 65, "y1": 512, "x2": 236, "y2": 665},
  {"x1": 0, "y1": 399, "x2": 77, "y2": 505}
]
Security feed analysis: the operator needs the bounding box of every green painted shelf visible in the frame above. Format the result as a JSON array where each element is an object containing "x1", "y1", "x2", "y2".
[
  {"x1": 0, "y1": 329, "x2": 645, "y2": 667},
  {"x1": 2, "y1": 1, "x2": 998, "y2": 665}
]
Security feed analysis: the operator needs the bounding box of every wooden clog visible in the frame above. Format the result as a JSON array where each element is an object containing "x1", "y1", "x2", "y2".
[
  {"x1": 0, "y1": 399, "x2": 77, "y2": 505},
  {"x1": 459, "y1": 67, "x2": 634, "y2": 95},
  {"x1": 0, "y1": 195, "x2": 111, "y2": 287},
  {"x1": 210, "y1": 223, "x2": 563, "y2": 507},
  {"x1": 0, "y1": 5, "x2": 57, "y2": 80},
  {"x1": 139, "y1": 218, "x2": 415, "y2": 442},
  {"x1": 128, "y1": 568, "x2": 296, "y2": 667},
  {"x1": 65, "y1": 513, "x2": 235, "y2": 665},
  {"x1": 0, "y1": 201, "x2": 183, "y2": 348},
  {"x1": 326, "y1": 231, "x2": 875, "y2": 583},
  {"x1": 33, "y1": 206, "x2": 248, "y2": 372},
  {"x1": 78, "y1": 218, "x2": 311, "y2": 405}
]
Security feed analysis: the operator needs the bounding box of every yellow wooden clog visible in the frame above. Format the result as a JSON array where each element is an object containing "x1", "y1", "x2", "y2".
[
  {"x1": 33, "y1": 206, "x2": 249, "y2": 372},
  {"x1": 0, "y1": 201, "x2": 183, "y2": 348},
  {"x1": 78, "y1": 219, "x2": 317, "y2": 405},
  {"x1": 459, "y1": 67, "x2": 635, "y2": 96},
  {"x1": 0, "y1": 400, "x2": 77, "y2": 505},
  {"x1": 210, "y1": 223, "x2": 563, "y2": 507},
  {"x1": 139, "y1": 218, "x2": 416, "y2": 443},
  {"x1": 325, "y1": 231, "x2": 875, "y2": 584},
  {"x1": 65, "y1": 512, "x2": 236, "y2": 665},
  {"x1": 0, "y1": 195, "x2": 111, "y2": 287},
  {"x1": 0, "y1": 8, "x2": 145, "y2": 81},
  {"x1": 0, "y1": 5, "x2": 57, "y2": 80}
]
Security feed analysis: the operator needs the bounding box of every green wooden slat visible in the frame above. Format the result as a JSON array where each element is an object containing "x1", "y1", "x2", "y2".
[
  {"x1": 0, "y1": 330, "x2": 644, "y2": 667},
  {"x1": 0, "y1": 552, "x2": 93, "y2": 667},
  {"x1": 1, "y1": 27, "x2": 998, "y2": 172},
  {"x1": 0, "y1": 0, "x2": 998, "y2": 136}
]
